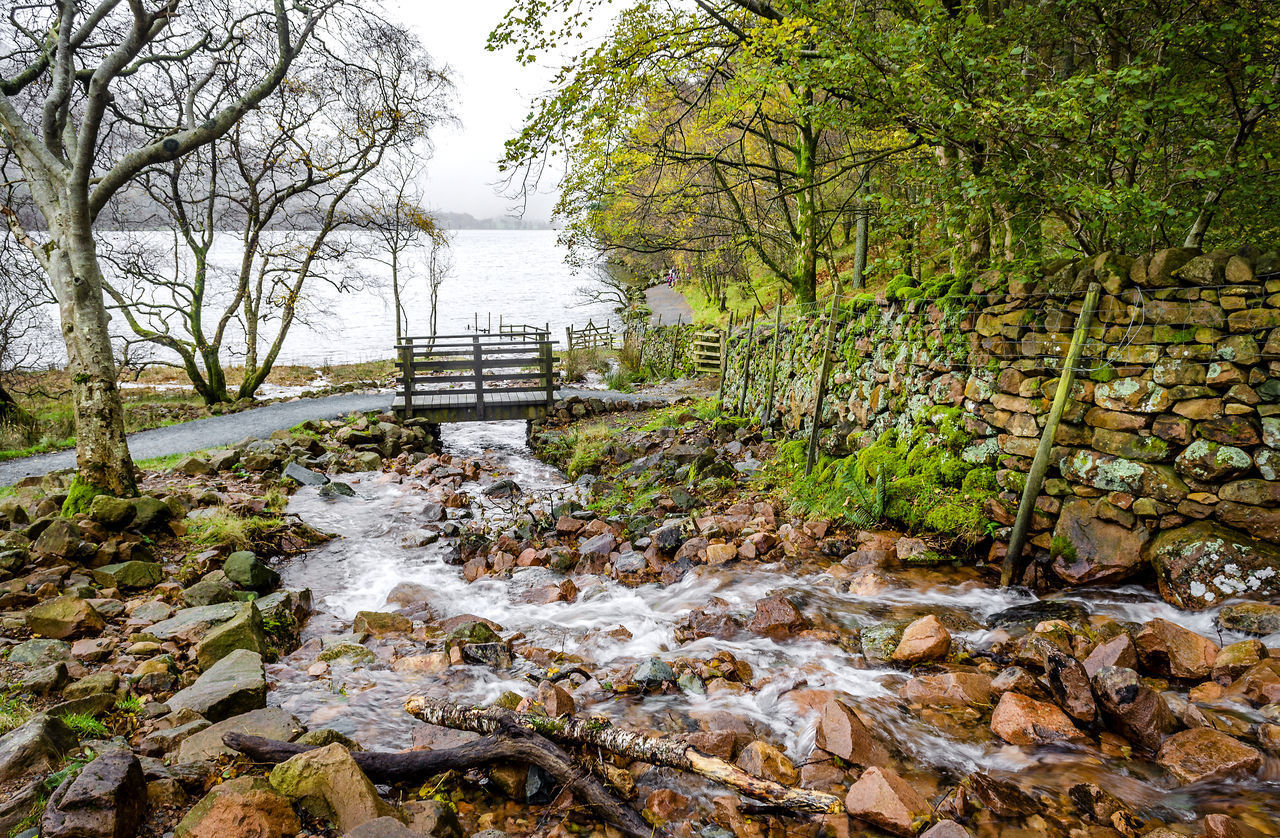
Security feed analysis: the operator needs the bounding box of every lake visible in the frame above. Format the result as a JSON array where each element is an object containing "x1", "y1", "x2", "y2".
[{"x1": 87, "y1": 229, "x2": 618, "y2": 368}]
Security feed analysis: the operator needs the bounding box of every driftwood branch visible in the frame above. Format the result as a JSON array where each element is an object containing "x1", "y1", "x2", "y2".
[
  {"x1": 223, "y1": 730, "x2": 654, "y2": 838},
  {"x1": 403, "y1": 696, "x2": 845, "y2": 814}
]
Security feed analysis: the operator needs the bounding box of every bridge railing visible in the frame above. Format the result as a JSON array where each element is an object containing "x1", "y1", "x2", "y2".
[{"x1": 394, "y1": 332, "x2": 557, "y2": 421}]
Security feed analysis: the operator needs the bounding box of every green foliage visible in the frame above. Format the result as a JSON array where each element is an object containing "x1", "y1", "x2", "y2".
[
  {"x1": 560, "y1": 348, "x2": 610, "y2": 383},
  {"x1": 62, "y1": 713, "x2": 109, "y2": 739},
  {"x1": 114, "y1": 696, "x2": 142, "y2": 714},
  {"x1": 61, "y1": 476, "x2": 109, "y2": 516},
  {"x1": 0, "y1": 695, "x2": 32, "y2": 735},
  {"x1": 186, "y1": 506, "x2": 284, "y2": 550}
]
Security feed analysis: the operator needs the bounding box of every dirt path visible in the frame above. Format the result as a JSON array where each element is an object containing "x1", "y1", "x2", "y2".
[{"x1": 644, "y1": 283, "x2": 694, "y2": 325}]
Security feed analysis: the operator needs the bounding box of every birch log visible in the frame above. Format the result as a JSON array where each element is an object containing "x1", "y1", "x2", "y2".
[{"x1": 404, "y1": 696, "x2": 845, "y2": 814}]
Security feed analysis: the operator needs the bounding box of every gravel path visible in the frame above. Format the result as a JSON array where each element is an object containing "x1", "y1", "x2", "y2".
[
  {"x1": 0, "y1": 386, "x2": 692, "y2": 486},
  {"x1": 644, "y1": 283, "x2": 695, "y2": 325}
]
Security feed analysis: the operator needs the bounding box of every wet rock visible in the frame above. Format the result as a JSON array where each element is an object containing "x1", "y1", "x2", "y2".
[
  {"x1": 1155, "y1": 727, "x2": 1262, "y2": 784},
  {"x1": 223, "y1": 551, "x2": 279, "y2": 592},
  {"x1": 919, "y1": 821, "x2": 972, "y2": 838},
  {"x1": 987, "y1": 600, "x2": 1088, "y2": 629},
  {"x1": 269, "y1": 743, "x2": 399, "y2": 832},
  {"x1": 1091, "y1": 666, "x2": 1178, "y2": 751},
  {"x1": 536, "y1": 681, "x2": 575, "y2": 716},
  {"x1": 1134, "y1": 618, "x2": 1218, "y2": 679},
  {"x1": 989, "y1": 691, "x2": 1085, "y2": 745},
  {"x1": 634, "y1": 657, "x2": 676, "y2": 687},
  {"x1": 843, "y1": 765, "x2": 930, "y2": 837},
  {"x1": 0, "y1": 713, "x2": 76, "y2": 784},
  {"x1": 402, "y1": 799, "x2": 463, "y2": 838},
  {"x1": 653, "y1": 522, "x2": 686, "y2": 553},
  {"x1": 173, "y1": 775, "x2": 300, "y2": 838},
  {"x1": 194, "y1": 601, "x2": 267, "y2": 671},
  {"x1": 41, "y1": 750, "x2": 146, "y2": 838},
  {"x1": 900, "y1": 672, "x2": 992, "y2": 707},
  {"x1": 748, "y1": 594, "x2": 808, "y2": 640},
  {"x1": 1068, "y1": 782, "x2": 1142, "y2": 832},
  {"x1": 1146, "y1": 520, "x2": 1280, "y2": 609},
  {"x1": 736, "y1": 740, "x2": 798, "y2": 785},
  {"x1": 1218, "y1": 601, "x2": 1280, "y2": 635},
  {"x1": 814, "y1": 698, "x2": 886, "y2": 766},
  {"x1": 1082, "y1": 634, "x2": 1138, "y2": 678},
  {"x1": 1213, "y1": 639, "x2": 1265, "y2": 681},
  {"x1": 482, "y1": 479, "x2": 520, "y2": 498},
  {"x1": 179, "y1": 707, "x2": 304, "y2": 763},
  {"x1": 167, "y1": 648, "x2": 267, "y2": 722},
  {"x1": 385, "y1": 581, "x2": 434, "y2": 612},
  {"x1": 462, "y1": 643, "x2": 511, "y2": 668},
  {"x1": 27, "y1": 595, "x2": 104, "y2": 639},
  {"x1": 284, "y1": 462, "x2": 329, "y2": 486},
  {"x1": 1051, "y1": 498, "x2": 1148, "y2": 584},
  {"x1": 644, "y1": 789, "x2": 692, "y2": 823},
  {"x1": 1043, "y1": 650, "x2": 1096, "y2": 723},
  {"x1": 890, "y1": 614, "x2": 950, "y2": 664},
  {"x1": 354, "y1": 611, "x2": 413, "y2": 636},
  {"x1": 446, "y1": 620, "x2": 502, "y2": 645},
  {"x1": 577, "y1": 533, "x2": 615, "y2": 557}
]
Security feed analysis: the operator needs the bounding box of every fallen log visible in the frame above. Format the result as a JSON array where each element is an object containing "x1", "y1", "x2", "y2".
[
  {"x1": 223, "y1": 729, "x2": 653, "y2": 838},
  {"x1": 403, "y1": 695, "x2": 845, "y2": 814}
]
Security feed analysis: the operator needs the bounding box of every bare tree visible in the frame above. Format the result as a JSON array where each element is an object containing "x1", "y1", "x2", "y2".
[
  {"x1": 425, "y1": 225, "x2": 453, "y2": 336},
  {"x1": 103, "y1": 17, "x2": 451, "y2": 404},
  {"x1": 0, "y1": 228, "x2": 56, "y2": 425},
  {"x1": 357, "y1": 155, "x2": 444, "y2": 341},
  {"x1": 0, "y1": 0, "x2": 347, "y2": 497}
]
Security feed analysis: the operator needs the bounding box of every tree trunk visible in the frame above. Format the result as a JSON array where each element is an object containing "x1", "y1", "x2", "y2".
[
  {"x1": 391, "y1": 249, "x2": 403, "y2": 341},
  {"x1": 790, "y1": 107, "x2": 820, "y2": 304},
  {"x1": 46, "y1": 224, "x2": 137, "y2": 496}
]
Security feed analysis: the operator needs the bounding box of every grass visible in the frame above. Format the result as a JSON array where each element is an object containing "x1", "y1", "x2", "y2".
[
  {"x1": 62, "y1": 713, "x2": 109, "y2": 739},
  {"x1": 560, "y1": 347, "x2": 611, "y2": 382},
  {"x1": 186, "y1": 505, "x2": 285, "y2": 550},
  {"x1": 0, "y1": 695, "x2": 33, "y2": 736},
  {"x1": 135, "y1": 450, "x2": 211, "y2": 471}
]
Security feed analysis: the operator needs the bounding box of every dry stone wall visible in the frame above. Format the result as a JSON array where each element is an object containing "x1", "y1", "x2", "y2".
[{"x1": 710, "y1": 246, "x2": 1280, "y2": 609}]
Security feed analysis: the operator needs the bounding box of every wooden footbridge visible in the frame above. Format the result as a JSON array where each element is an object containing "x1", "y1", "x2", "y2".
[{"x1": 392, "y1": 328, "x2": 557, "y2": 423}]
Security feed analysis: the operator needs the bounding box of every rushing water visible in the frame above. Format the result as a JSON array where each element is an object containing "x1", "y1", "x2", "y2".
[{"x1": 271, "y1": 421, "x2": 1280, "y2": 832}]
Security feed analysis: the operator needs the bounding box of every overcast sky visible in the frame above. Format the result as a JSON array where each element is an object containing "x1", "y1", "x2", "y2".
[{"x1": 390, "y1": 0, "x2": 564, "y2": 224}]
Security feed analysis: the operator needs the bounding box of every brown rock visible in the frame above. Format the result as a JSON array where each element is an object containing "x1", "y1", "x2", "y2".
[
  {"x1": 536, "y1": 680, "x2": 576, "y2": 716},
  {"x1": 174, "y1": 776, "x2": 300, "y2": 838},
  {"x1": 1213, "y1": 639, "x2": 1265, "y2": 681},
  {"x1": 890, "y1": 614, "x2": 950, "y2": 664},
  {"x1": 1155, "y1": 727, "x2": 1262, "y2": 784},
  {"x1": 1044, "y1": 650, "x2": 1096, "y2": 723},
  {"x1": 1092, "y1": 666, "x2": 1178, "y2": 752},
  {"x1": 705, "y1": 543, "x2": 737, "y2": 565},
  {"x1": 1134, "y1": 618, "x2": 1218, "y2": 679},
  {"x1": 734, "y1": 740, "x2": 798, "y2": 786},
  {"x1": 814, "y1": 698, "x2": 886, "y2": 766},
  {"x1": 1082, "y1": 634, "x2": 1138, "y2": 678},
  {"x1": 644, "y1": 788, "x2": 691, "y2": 822},
  {"x1": 989, "y1": 691, "x2": 1085, "y2": 745},
  {"x1": 899, "y1": 672, "x2": 992, "y2": 707},
  {"x1": 843, "y1": 766, "x2": 930, "y2": 837},
  {"x1": 1051, "y1": 498, "x2": 1149, "y2": 584},
  {"x1": 748, "y1": 594, "x2": 807, "y2": 640},
  {"x1": 990, "y1": 667, "x2": 1050, "y2": 700}
]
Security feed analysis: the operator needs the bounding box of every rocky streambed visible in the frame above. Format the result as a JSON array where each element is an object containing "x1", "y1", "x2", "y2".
[{"x1": 0, "y1": 404, "x2": 1276, "y2": 838}]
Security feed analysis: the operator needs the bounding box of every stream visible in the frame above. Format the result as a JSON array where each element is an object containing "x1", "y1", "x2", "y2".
[{"x1": 269, "y1": 420, "x2": 1280, "y2": 833}]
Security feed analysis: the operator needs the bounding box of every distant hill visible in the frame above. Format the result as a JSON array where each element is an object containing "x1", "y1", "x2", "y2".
[{"x1": 435, "y1": 211, "x2": 554, "y2": 230}]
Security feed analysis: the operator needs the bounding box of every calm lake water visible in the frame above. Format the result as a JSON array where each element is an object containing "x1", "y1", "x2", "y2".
[{"x1": 86, "y1": 229, "x2": 616, "y2": 368}]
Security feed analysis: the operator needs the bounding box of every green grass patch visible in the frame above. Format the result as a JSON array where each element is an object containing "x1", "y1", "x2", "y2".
[
  {"x1": 0, "y1": 695, "x2": 33, "y2": 736},
  {"x1": 186, "y1": 506, "x2": 285, "y2": 550},
  {"x1": 62, "y1": 713, "x2": 109, "y2": 740}
]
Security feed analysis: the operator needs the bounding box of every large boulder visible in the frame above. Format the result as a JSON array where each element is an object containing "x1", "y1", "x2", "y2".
[
  {"x1": 1092, "y1": 666, "x2": 1177, "y2": 752},
  {"x1": 748, "y1": 594, "x2": 808, "y2": 639},
  {"x1": 26, "y1": 596, "x2": 105, "y2": 639},
  {"x1": 269, "y1": 743, "x2": 399, "y2": 833},
  {"x1": 174, "y1": 776, "x2": 300, "y2": 838},
  {"x1": 41, "y1": 750, "x2": 146, "y2": 838},
  {"x1": 1050, "y1": 498, "x2": 1148, "y2": 585},
  {"x1": 1145, "y1": 520, "x2": 1280, "y2": 609},
  {"x1": 1218, "y1": 602, "x2": 1280, "y2": 635},
  {"x1": 0, "y1": 714, "x2": 77, "y2": 784},
  {"x1": 223, "y1": 552, "x2": 279, "y2": 592},
  {"x1": 166, "y1": 649, "x2": 266, "y2": 722},
  {"x1": 814, "y1": 697, "x2": 887, "y2": 766},
  {"x1": 1134, "y1": 618, "x2": 1218, "y2": 679},
  {"x1": 193, "y1": 602, "x2": 267, "y2": 671},
  {"x1": 146, "y1": 602, "x2": 242, "y2": 644}
]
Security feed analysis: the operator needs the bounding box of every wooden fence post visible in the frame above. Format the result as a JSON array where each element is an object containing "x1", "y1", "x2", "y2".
[
  {"x1": 762, "y1": 303, "x2": 783, "y2": 427},
  {"x1": 1000, "y1": 282, "x2": 1101, "y2": 586},
  {"x1": 668, "y1": 315, "x2": 682, "y2": 379},
  {"x1": 472, "y1": 335, "x2": 486, "y2": 421},
  {"x1": 398, "y1": 340, "x2": 415, "y2": 418},
  {"x1": 737, "y1": 307, "x2": 756, "y2": 416},
  {"x1": 541, "y1": 339, "x2": 554, "y2": 406},
  {"x1": 805, "y1": 292, "x2": 841, "y2": 476},
  {"x1": 716, "y1": 313, "x2": 735, "y2": 414}
]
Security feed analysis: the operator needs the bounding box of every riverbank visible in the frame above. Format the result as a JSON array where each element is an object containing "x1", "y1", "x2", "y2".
[{"x1": 0, "y1": 392, "x2": 1273, "y2": 838}]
